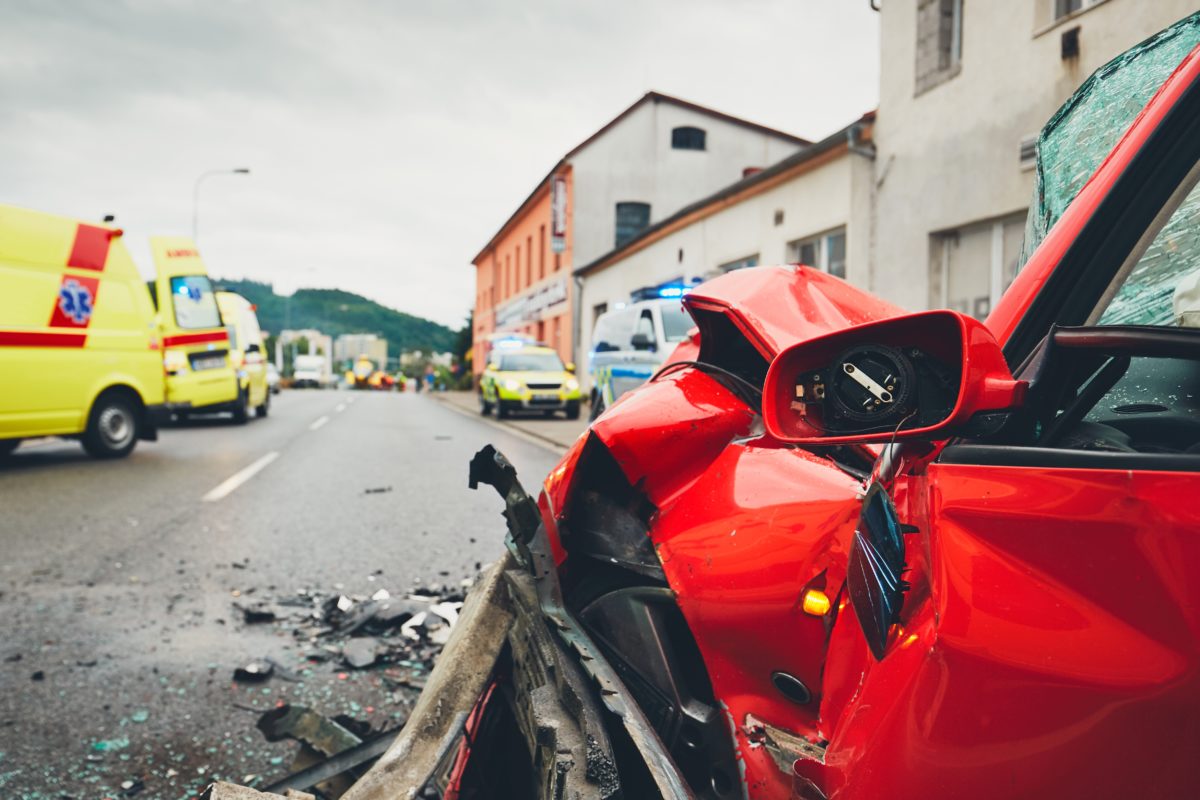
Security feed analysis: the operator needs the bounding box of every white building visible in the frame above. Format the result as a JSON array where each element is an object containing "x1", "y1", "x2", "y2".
[
  {"x1": 334, "y1": 333, "x2": 387, "y2": 368},
  {"x1": 471, "y1": 91, "x2": 809, "y2": 377},
  {"x1": 565, "y1": 92, "x2": 811, "y2": 267},
  {"x1": 575, "y1": 114, "x2": 876, "y2": 378},
  {"x1": 871, "y1": 0, "x2": 1196, "y2": 317},
  {"x1": 276, "y1": 328, "x2": 333, "y2": 374}
]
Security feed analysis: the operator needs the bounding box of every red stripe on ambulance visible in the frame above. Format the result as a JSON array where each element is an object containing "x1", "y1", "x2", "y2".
[
  {"x1": 67, "y1": 224, "x2": 115, "y2": 272},
  {"x1": 162, "y1": 330, "x2": 229, "y2": 347},
  {"x1": 0, "y1": 330, "x2": 87, "y2": 348}
]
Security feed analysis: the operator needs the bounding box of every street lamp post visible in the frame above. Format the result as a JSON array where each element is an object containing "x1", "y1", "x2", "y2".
[{"x1": 192, "y1": 168, "x2": 250, "y2": 241}]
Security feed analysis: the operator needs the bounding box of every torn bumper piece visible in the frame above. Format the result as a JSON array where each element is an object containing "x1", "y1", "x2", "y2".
[
  {"x1": 340, "y1": 552, "x2": 626, "y2": 799},
  {"x1": 341, "y1": 445, "x2": 694, "y2": 799}
]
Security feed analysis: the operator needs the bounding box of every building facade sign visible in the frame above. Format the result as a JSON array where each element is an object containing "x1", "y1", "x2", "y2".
[
  {"x1": 495, "y1": 277, "x2": 568, "y2": 328},
  {"x1": 550, "y1": 176, "x2": 567, "y2": 253}
]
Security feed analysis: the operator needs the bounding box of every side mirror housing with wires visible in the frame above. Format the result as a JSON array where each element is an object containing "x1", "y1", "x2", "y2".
[{"x1": 762, "y1": 310, "x2": 1026, "y2": 444}]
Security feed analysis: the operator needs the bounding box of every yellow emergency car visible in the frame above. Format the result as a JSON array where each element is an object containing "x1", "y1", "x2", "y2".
[
  {"x1": 150, "y1": 237, "x2": 245, "y2": 423},
  {"x1": 215, "y1": 290, "x2": 270, "y2": 419},
  {"x1": 478, "y1": 343, "x2": 581, "y2": 419},
  {"x1": 0, "y1": 204, "x2": 164, "y2": 458}
]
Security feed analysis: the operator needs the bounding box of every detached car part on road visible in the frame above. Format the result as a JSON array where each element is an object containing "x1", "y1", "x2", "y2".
[{"x1": 340, "y1": 16, "x2": 1200, "y2": 800}]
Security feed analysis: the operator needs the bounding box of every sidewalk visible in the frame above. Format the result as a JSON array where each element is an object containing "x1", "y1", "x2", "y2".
[{"x1": 433, "y1": 390, "x2": 590, "y2": 451}]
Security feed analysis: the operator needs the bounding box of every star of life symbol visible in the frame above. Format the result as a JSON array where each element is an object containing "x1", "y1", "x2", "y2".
[{"x1": 59, "y1": 279, "x2": 94, "y2": 325}]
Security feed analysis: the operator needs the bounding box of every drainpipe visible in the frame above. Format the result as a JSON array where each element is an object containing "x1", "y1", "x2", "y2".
[
  {"x1": 573, "y1": 273, "x2": 585, "y2": 387},
  {"x1": 869, "y1": 0, "x2": 880, "y2": 10},
  {"x1": 847, "y1": 121, "x2": 876, "y2": 160}
]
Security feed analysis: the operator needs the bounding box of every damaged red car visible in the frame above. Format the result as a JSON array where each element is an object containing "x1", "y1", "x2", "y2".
[{"x1": 345, "y1": 14, "x2": 1200, "y2": 800}]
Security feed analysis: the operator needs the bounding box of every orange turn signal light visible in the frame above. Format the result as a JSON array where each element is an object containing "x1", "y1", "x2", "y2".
[{"x1": 802, "y1": 589, "x2": 831, "y2": 616}]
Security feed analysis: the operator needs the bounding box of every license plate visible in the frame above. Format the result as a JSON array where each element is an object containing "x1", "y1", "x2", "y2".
[{"x1": 191, "y1": 355, "x2": 225, "y2": 371}]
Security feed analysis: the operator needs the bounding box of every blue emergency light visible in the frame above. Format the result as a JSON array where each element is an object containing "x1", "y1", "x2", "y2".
[{"x1": 631, "y1": 284, "x2": 692, "y2": 302}]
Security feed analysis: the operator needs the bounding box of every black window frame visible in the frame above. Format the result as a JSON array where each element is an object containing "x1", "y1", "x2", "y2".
[
  {"x1": 671, "y1": 126, "x2": 707, "y2": 151},
  {"x1": 615, "y1": 201, "x2": 652, "y2": 249}
]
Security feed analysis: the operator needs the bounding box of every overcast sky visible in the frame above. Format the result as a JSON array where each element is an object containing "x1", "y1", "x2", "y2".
[{"x1": 1, "y1": 0, "x2": 879, "y2": 329}]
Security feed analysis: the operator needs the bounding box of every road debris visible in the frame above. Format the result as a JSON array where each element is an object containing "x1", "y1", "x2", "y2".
[
  {"x1": 234, "y1": 661, "x2": 275, "y2": 683},
  {"x1": 237, "y1": 602, "x2": 278, "y2": 624},
  {"x1": 362, "y1": 486, "x2": 392, "y2": 495},
  {"x1": 341, "y1": 638, "x2": 378, "y2": 670}
]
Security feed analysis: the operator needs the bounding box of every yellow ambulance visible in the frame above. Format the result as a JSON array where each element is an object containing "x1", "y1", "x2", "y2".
[
  {"x1": 215, "y1": 290, "x2": 270, "y2": 419},
  {"x1": 150, "y1": 237, "x2": 246, "y2": 422},
  {"x1": 0, "y1": 204, "x2": 164, "y2": 458}
]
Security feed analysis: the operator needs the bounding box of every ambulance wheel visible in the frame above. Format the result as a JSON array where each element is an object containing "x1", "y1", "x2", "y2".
[
  {"x1": 232, "y1": 388, "x2": 250, "y2": 425},
  {"x1": 82, "y1": 392, "x2": 139, "y2": 459},
  {"x1": 565, "y1": 401, "x2": 581, "y2": 420},
  {"x1": 0, "y1": 438, "x2": 20, "y2": 458},
  {"x1": 255, "y1": 392, "x2": 270, "y2": 418},
  {"x1": 479, "y1": 393, "x2": 493, "y2": 416}
]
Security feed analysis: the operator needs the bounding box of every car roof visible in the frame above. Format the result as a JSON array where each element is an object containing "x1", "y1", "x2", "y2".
[{"x1": 493, "y1": 346, "x2": 562, "y2": 362}]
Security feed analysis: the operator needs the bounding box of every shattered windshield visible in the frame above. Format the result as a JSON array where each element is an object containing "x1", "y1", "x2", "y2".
[{"x1": 1021, "y1": 13, "x2": 1200, "y2": 265}]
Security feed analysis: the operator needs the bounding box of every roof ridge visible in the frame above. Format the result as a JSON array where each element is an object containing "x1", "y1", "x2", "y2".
[{"x1": 471, "y1": 92, "x2": 812, "y2": 264}]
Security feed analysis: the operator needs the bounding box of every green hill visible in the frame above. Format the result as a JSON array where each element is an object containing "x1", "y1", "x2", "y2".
[{"x1": 212, "y1": 279, "x2": 458, "y2": 357}]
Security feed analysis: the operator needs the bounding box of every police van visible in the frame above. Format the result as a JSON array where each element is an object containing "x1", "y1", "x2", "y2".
[
  {"x1": 587, "y1": 286, "x2": 696, "y2": 420},
  {"x1": 0, "y1": 204, "x2": 164, "y2": 458}
]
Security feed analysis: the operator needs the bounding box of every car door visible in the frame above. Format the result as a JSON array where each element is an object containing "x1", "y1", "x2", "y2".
[
  {"x1": 837, "y1": 26, "x2": 1200, "y2": 799},
  {"x1": 588, "y1": 308, "x2": 634, "y2": 407}
]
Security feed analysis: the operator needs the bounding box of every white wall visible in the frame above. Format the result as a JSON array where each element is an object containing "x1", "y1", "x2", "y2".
[
  {"x1": 569, "y1": 99, "x2": 805, "y2": 267},
  {"x1": 578, "y1": 151, "x2": 868, "y2": 383},
  {"x1": 872, "y1": 0, "x2": 1196, "y2": 312}
]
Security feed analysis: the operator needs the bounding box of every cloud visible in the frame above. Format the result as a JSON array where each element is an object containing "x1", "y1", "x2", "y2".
[{"x1": 0, "y1": 0, "x2": 878, "y2": 328}]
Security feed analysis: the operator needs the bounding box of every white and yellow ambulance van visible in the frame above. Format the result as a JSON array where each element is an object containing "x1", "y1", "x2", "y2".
[
  {"x1": 215, "y1": 290, "x2": 270, "y2": 419},
  {"x1": 0, "y1": 204, "x2": 164, "y2": 458},
  {"x1": 150, "y1": 237, "x2": 248, "y2": 422}
]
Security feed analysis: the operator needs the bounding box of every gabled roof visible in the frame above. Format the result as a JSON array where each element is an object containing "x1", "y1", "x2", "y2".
[
  {"x1": 471, "y1": 92, "x2": 811, "y2": 265},
  {"x1": 574, "y1": 112, "x2": 875, "y2": 279}
]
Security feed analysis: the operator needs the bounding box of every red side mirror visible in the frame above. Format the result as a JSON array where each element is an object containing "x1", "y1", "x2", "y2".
[{"x1": 762, "y1": 310, "x2": 1026, "y2": 444}]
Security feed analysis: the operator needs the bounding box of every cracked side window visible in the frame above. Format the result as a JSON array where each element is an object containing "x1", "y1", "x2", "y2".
[
  {"x1": 1096, "y1": 172, "x2": 1200, "y2": 326},
  {"x1": 1021, "y1": 13, "x2": 1200, "y2": 265}
]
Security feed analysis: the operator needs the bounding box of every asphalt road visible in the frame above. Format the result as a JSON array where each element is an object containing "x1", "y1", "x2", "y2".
[{"x1": 0, "y1": 389, "x2": 564, "y2": 799}]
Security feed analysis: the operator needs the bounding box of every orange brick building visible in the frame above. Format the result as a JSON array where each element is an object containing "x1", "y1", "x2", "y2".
[{"x1": 471, "y1": 168, "x2": 575, "y2": 374}]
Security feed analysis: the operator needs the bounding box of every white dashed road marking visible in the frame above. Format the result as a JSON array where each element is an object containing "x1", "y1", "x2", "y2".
[
  {"x1": 202, "y1": 451, "x2": 280, "y2": 502},
  {"x1": 310, "y1": 415, "x2": 330, "y2": 431}
]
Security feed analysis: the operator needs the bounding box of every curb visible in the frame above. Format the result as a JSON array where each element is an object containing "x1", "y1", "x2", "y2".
[{"x1": 430, "y1": 394, "x2": 581, "y2": 454}]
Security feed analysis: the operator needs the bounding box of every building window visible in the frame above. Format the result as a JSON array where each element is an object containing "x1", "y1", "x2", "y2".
[
  {"x1": 1053, "y1": 0, "x2": 1103, "y2": 21},
  {"x1": 929, "y1": 211, "x2": 1026, "y2": 320},
  {"x1": 718, "y1": 254, "x2": 759, "y2": 273},
  {"x1": 615, "y1": 202, "x2": 651, "y2": 248},
  {"x1": 914, "y1": 0, "x2": 963, "y2": 95},
  {"x1": 539, "y1": 225, "x2": 546, "y2": 279},
  {"x1": 526, "y1": 235, "x2": 532, "y2": 286},
  {"x1": 788, "y1": 227, "x2": 847, "y2": 279},
  {"x1": 671, "y1": 126, "x2": 707, "y2": 151},
  {"x1": 554, "y1": 253, "x2": 561, "y2": 272},
  {"x1": 515, "y1": 245, "x2": 522, "y2": 291}
]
